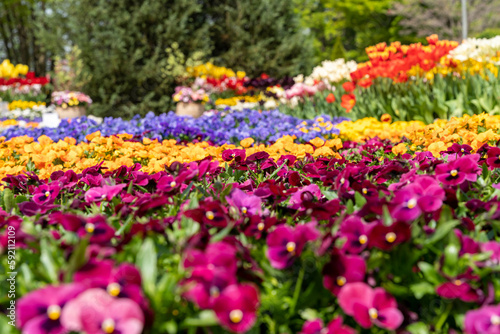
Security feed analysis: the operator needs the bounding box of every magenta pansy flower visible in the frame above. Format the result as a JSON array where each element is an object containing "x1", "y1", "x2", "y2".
[
  {"x1": 435, "y1": 154, "x2": 481, "y2": 186},
  {"x1": 32, "y1": 183, "x2": 60, "y2": 206},
  {"x1": 266, "y1": 223, "x2": 320, "y2": 269},
  {"x1": 338, "y1": 282, "x2": 403, "y2": 330},
  {"x1": 17, "y1": 283, "x2": 86, "y2": 334},
  {"x1": 338, "y1": 216, "x2": 374, "y2": 254},
  {"x1": 323, "y1": 250, "x2": 366, "y2": 296},
  {"x1": 85, "y1": 184, "x2": 126, "y2": 202},
  {"x1": 464, "y1": 304, "x2": 500, "y2": 334},
  {"x1": 300, "y1": 317, "x2": 356, "y2": 334},
  {"x1": 212, "y1": 283, "x2": 260, "y2": 333},
  {"x1": 61, "y1": 288, "x2": 144, "y2": 334},
  {"x1": 226, "y1": 187, "x2": 262, "y2": 215}
]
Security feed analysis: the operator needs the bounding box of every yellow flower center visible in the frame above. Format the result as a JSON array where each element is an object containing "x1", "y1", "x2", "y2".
[
  {"x1": 85, "y1": 223, "x2": 95, "y2": 233},
  {"x1": 407, "y1": 198, "x2": 417, "y2": 209},
  {"x1": 101, "y1": 318, "x2": 115, "y2": 333},
  {"x1": 340, "y1": 178, "x2": 345, "y2": 184},
  {"x1": 461, "y1": 148, "x2": 465, "y2": 153},
  {"x1": 206, "y1": 211, "x2": 215, "y2": 220},
  {"x1": 107, "y1": 282, "x2": 121, "y2": 297},
  {"x1": 358, "y1": 235, "x2": 368, "y2": 245},
  {"x1": 170, "y1": 181, "x2": 176, "y2": 188},
  {"x1": 45, "y1": 191, "x2": 51, "y2": 197},
  {"x1": 385, "y1": 232, "x2": 397, "y2": 243},
  {"x1": 47, "y1": 305, "x2": 61, "y2": 320},
  {"x1": 369, "y1": 308, "x2": 378, "y2": 319},
  {"x1": 454, "y1": 279, "x2": 462, "y2": 286},
  {"x1": 241, "y1": 207, "x2": 247, "y2": 214},
  {"x1": 450, "y1": 169, "x2": 458, "y2": 177},
  {"x1": 286, "y1": 241, "x2": 296, "y2": 253},
  {"x1": 257, "y1": 223, "x2": 265, "y2": 231},
  {"x1": 491, "y1": 315, "x2": 500, "y2": 325},
  {"x1": 336, "y1": 276, "x2": 346, "y2": 286},
  {"x1": 229, "y1": 309, "x2": 243, "y2": 324},
  {"x1": 362, "y1": 188, "x2": 367, "y2": 194}
]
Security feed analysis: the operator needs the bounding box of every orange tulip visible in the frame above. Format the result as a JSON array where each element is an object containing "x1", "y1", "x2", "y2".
[
  {"x1": 341, "y1": 94, "x2": 356, "y2": 113},
  {"x1": 326, "y1": 93, "x2": 336, "y2": 103},
  {"x1": 342, "y1": 81, "x2": 356, "y2": 93}
]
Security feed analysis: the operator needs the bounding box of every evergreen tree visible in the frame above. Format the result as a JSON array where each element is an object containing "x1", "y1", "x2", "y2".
[
  {"x1": 60, "y1": 0, "x2": 212, "y2": 117},
  {"x1": 204, "y1": 0, "x2": 314, "y2": 77}
]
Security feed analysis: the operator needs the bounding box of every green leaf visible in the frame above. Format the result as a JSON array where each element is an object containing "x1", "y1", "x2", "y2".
[
  {"x1": 443, "y1": 244, "x2": 459, "y2": 277},
  {"x1": 346, "y1": 199, "x2": 354, "y2": 214},
  {"x1": 354, "y1": 191, "x2": 367, "y2": 209},
  {"x1": 299, "y1": 308, "x2": 320, "y2": 321},
  {"x1": 410, "y1": 282, "x2": 435, "y2": 299},
  {"x1": 40, "y1": 239, "x2": 58, "y2": 283},
  {"x1": 382, "y1": 205, "x2": 392, "y2": 226},
  {"x1": 64, "y1": 237, "x2": 89, "y2": 282},
  {"x1": 425, "y1": 220, "x2": 459, "y2": 245},
  {"x1": 3, "y1": 189, "x2": 14, "y2": 213},
  {"x1": 406, "y1": 322, "x2": 429, "y2": 334},
  {"x1": 14, "y1": 195, "x2": 28, "y2": 203},
  {"x1": 211, "y1": 223, "x2": 235, "y2": 243},
  {"x1": 417, "y1": 262, "x2": 443, "y2": 285},
  {"x1": 183, "y1": 310, "x2": 218, "y2": 327},
  {"x1": 136, "y1": 238, "x2": 158, "y2": 296}
]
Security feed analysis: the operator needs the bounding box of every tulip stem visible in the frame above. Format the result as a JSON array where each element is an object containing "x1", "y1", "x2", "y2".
[{"x1": 290, "y1": 266, "x2": 305, "y2": 316}]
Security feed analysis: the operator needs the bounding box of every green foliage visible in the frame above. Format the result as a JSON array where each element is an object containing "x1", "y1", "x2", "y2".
[
  {"x1": 205, "y1": 0, "x2": 314, "y2": 77},
  {"x1": 52, "y1": 46, "x2": 91, "y2": 91},
  {"x1": 294, "y1": 0, "x2": 400, "y2": 63},
  {"x1": 59, "y1": 0, "x2": 212, "y2": 118},
  {"x1": 281, "y1": 69, "x2": 500, "y2": 123},
  {"x1": 161, "y1": 42, "x2": 206, "y2": 84}
]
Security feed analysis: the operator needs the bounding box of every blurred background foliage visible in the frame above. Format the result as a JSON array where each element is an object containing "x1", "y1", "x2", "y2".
[{"x1": 0, "y1": 0, "x2": 500, "y2": 117}]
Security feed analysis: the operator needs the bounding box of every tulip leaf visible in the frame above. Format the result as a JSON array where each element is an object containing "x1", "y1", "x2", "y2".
[{"x1": 136, "y1": 238, "x2": 157, "y2": 296}]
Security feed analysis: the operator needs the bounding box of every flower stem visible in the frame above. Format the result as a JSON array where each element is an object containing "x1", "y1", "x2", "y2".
[
  {"x1": 435, "y1": 301, "x2": 453, "y2": 330},
  {"x1": 289, "y1": 265, "x2": 305, "y2": 316}
]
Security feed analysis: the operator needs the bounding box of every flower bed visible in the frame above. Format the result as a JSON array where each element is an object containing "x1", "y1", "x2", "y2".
[
  {"x1": 1, "y1": 127, "x2": 500, "y2": 333},
  {"x1": 3, "y1": 35, "x2": 500, "y2": 334}
]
